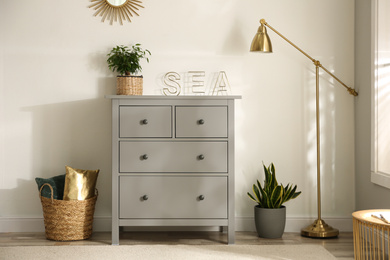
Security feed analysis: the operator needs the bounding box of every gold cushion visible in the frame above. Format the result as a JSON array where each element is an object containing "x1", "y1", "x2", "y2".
[{"x1": 63, "y1": 166, "x2": 99, "y2": 200}]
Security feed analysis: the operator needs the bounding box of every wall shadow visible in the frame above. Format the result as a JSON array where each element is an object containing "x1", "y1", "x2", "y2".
[{"x1": 20, "y1": 95, "x2": 112, "y2": 217}]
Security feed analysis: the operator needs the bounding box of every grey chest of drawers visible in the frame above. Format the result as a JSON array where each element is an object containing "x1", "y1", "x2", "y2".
[{"x1": 106, "y1": 95, "x2": 241, "y2": 245}]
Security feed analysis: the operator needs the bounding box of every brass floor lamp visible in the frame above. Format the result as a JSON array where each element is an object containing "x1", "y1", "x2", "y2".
[{"x1": 250, "y1": 19, "x2": 358, "y2": 238}]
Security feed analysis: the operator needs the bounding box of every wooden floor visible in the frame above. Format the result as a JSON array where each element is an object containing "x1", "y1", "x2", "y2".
[{"x1": 0, "y1": 231, "x2": 354, "y2": 259}]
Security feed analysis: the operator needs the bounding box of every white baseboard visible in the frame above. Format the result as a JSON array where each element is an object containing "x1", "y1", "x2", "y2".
[
  {"x1": 0, "y1": 216, "x2": 353, "y2": 233},
  {"x1": 0, "y1": 217, "x2": 45, "y2": 233}
]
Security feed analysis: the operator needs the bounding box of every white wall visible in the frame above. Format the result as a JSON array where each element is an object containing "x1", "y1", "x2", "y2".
[
  {"x1": 0, "y1": 0, "x2": 355, "y2": 232},
  {"x1": 355, "y1": 0, "x2": 390, "y2": 210}
]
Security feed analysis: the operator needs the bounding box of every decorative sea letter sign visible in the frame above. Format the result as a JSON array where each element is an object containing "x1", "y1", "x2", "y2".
[{"x1": 161, "y1": 70, "x2": 232, "y2": 96}]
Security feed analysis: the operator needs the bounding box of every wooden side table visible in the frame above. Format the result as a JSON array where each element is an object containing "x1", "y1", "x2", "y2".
[{"x1": 353, "y1": 209, "x2": 390, "y2": 259}]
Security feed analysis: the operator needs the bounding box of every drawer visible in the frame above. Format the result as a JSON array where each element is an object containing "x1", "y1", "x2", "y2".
[
  {"x1": 175, "y1": 106, "x2": 227, "y2": 138},
  {"x1": 119, "y1": 141, "x2": 227, "y2": 173},
  {"x1": 119, "y1": 106, "x2": 172, "y2": 138},
  {"x1": 119, "y1": 176, "x2": 227, "y2": 219}
]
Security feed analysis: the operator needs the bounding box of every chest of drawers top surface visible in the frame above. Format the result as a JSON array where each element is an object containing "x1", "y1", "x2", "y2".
[{"x1": 106, "y1": 95, "x2": 241, "y2": 100}]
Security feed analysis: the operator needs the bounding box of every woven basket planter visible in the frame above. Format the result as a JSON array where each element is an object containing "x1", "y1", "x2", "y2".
[
  {"x1": 117, "y1": 75, "x2": 143, "y2": 95},
  {"x1": 39, "y1": 183, "x2": 97, "y2": 241}
]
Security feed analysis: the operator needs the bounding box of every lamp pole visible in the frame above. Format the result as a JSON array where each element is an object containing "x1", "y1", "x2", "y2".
[{"x1": 315, "y1": 62, "x2": 321, "y2": 222}]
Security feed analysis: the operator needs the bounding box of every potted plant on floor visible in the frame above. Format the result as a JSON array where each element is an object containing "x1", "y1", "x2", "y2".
[
  {"x1": 247, "y1": 162, "x2": 301, "y2": 238},
  {"x1": 107, "y1": 44, "x2": 151, "y2": 95}
]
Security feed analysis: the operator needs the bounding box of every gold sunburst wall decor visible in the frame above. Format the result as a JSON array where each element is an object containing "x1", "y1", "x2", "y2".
[{"x1": 89, "y1": 0, "x2": 144, "y2": 25}]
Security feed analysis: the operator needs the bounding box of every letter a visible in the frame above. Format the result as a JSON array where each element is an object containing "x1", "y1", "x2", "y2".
[{"x1": 212, "y1": 71, "x2": 231, "y2": 96}]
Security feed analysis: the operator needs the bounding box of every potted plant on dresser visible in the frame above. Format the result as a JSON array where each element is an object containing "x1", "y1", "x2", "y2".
[
  {"x1": 247, "y1": 162, "x2": 301, "y2": 238},
  {"x1": 107, "y1": 44, "x2": 151, "y2": 95}
]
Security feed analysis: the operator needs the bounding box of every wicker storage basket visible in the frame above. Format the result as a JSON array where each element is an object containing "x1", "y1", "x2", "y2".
[
  {"x1": 39, "y1": 183, "x2": 98, "y2": 241},
  {"x1": 117, "y1": 75, "x2": 143, "y2": 95}
]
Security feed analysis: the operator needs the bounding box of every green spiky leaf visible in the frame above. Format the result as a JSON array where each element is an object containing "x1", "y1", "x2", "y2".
[{"x1": 247, "y1": 162, "x2": 301, "y2": 208}]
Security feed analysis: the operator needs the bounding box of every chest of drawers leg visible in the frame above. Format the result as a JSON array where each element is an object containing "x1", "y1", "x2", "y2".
[{"x1": 107, "y1": 96, "x2": 240, "y2": 245}]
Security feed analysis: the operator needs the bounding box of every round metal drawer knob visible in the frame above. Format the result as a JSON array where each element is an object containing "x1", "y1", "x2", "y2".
[
  {"x1": 142, "y1": 154, "x2": 148, "y2": 160},
  {"x1": 141, "y1": 119, "x2": 148, "y2": 125},
  {"x1": 199, "y1": 195, "x2": 205, "y2": 201},
  {"x1": 198, "y1": 119, "x2": 205, "y2": 125},
  {"x1": 142, "y1": 195, "x2": 149, "y2": 201},
  {"x1": 198, "y1": 154, "x2": 205, "y2": 160}
]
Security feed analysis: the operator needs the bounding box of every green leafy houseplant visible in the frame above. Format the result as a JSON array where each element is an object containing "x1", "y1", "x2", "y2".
[
  {"x1": 247, "y1": 162, "x2": 301, "y2": 208},
  {"x1": 107, "y1": 44, "x2": 151, "y2": 76}
]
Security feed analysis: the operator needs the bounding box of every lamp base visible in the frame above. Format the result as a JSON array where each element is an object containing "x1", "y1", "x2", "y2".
[{"x1": 301, "y1": 219, "x2": 339, "y2": 238}]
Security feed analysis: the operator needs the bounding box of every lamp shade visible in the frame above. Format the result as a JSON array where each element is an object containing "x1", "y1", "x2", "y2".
[{"x1": 250, "y1": 24, "x2": 273, "y2": 53}]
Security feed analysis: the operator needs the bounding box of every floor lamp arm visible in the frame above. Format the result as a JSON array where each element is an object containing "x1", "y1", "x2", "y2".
[{"x1": 261, "y1": 19, "x2": 358, "y2": 97}]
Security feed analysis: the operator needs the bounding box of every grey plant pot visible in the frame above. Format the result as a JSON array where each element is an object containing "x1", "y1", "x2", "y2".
[{"x1": 254, "y1": 206, "x2": 286, "y2": 238}]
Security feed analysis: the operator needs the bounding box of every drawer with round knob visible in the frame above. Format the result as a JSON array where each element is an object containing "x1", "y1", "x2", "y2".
[
  {"x1": 119, "y1": 106, "x2": 172, "y2": 138},
  {"x1": 119, "y1": 176, "x2": 228, "y2": 219},
  {"x1": 175, "y1": 106, "x2": 228, "y2": 138},
  {"x1": 119, "y1": 141, "x2": 227, "y2": 173}
]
